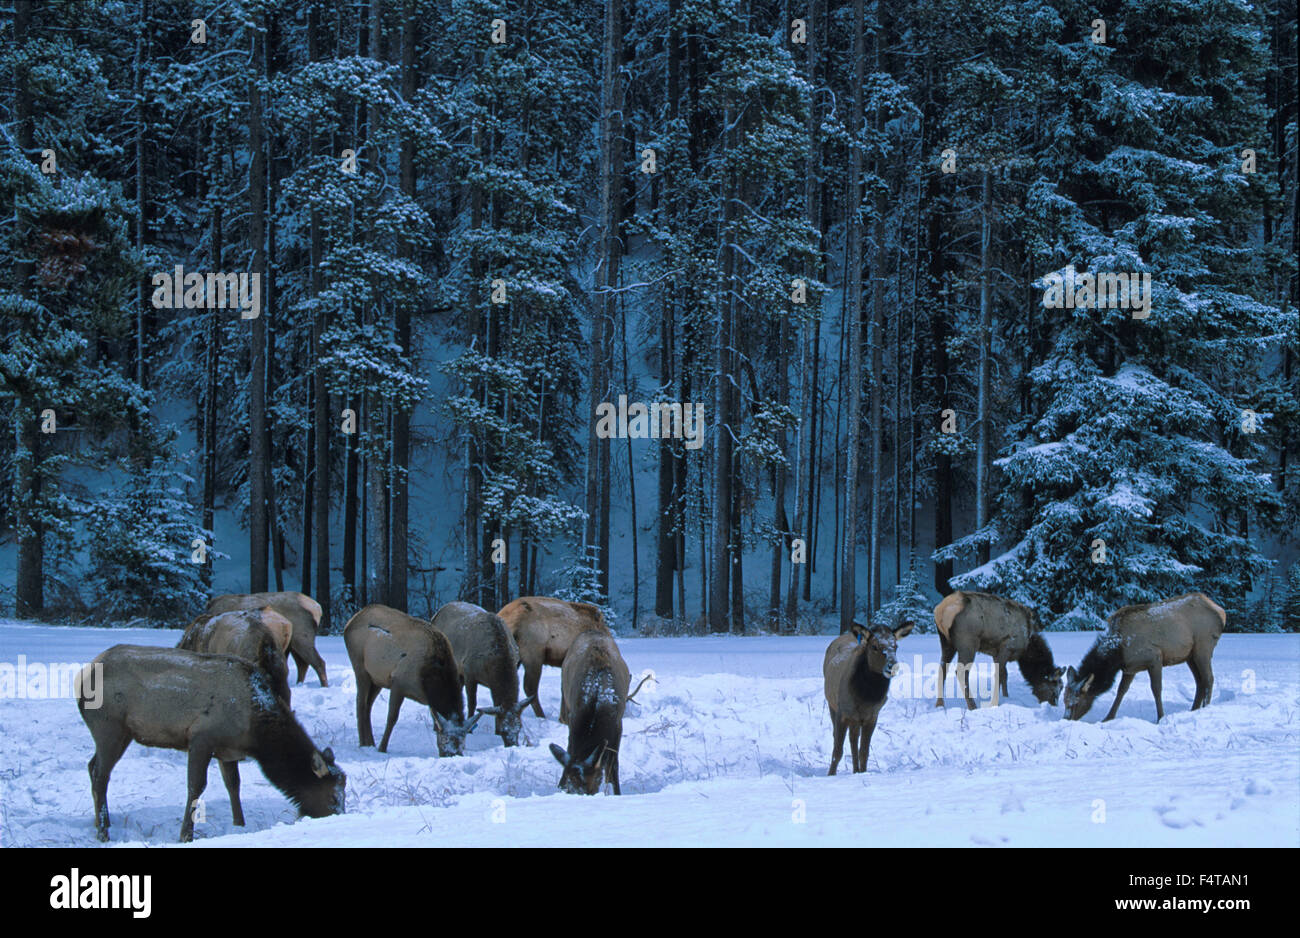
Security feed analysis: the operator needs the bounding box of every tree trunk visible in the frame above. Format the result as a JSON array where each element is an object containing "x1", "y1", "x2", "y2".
[
  {"x1": 838, "y1": 0, "x2": 866, "y2": 632},
  {"x1": 975, "y1": 169, "x2": 993, "y2": 567},
  {"x1": 248, "y1": 18, "x2": 269, "y2": 593},
  {"x1": 309, "y1": 7, "x2": 331, "y2": 628}
]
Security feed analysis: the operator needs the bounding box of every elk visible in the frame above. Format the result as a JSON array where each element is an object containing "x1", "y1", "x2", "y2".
[
  {"x1": 343, "y1": 604, "x2": 480, "y2": 756},
  {"x1": 1064, "y1": 592, "x2": 1226, "y2": 722},
  {"x1": 933, "y1": 591, "x2": 1065, "y2": 709},
  {"x1": 75, "y1": 645, "x2": 346, "y2": 843},
  {"x1": 206, "y1": 591, "x2": 329, "y2": 687},
  {"x1": 431, "y1": 600, "x2": 534, "y2": 747},
  {"x1": 823, "y1": 621, "x2": 913, "y2": 775},
  {"x1": 498, "y1": 596, "x2": 610, "y2": 720},
  {"x1": 178, "y1": 608, "x2": 293, "y2": 704},
  {"x1": 548, "y1": 631, "x2": 651, "y2": 795}
]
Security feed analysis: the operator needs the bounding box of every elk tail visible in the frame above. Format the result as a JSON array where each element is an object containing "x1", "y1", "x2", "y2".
[
  {"x1": 935, "y1": 592, "x2": 966, "y2": 641},
  {"x1": 297, "y1": 592, "x2": 323, "y2": 627}
]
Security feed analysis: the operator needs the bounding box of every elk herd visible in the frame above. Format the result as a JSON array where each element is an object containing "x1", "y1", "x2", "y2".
[{"x1": 72, "y1": 586, "x2": 1226, "y2": 841}]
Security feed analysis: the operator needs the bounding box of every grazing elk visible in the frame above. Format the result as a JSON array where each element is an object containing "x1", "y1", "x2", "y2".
[
  {"x1": 498, "y1": 596, "x2": 610, "y2": 720},
  {"x1": 933, "y1": 591, "x2": 1065, "y2": 709},
  {"x1": 344, "y1": 604, "x2": 479, "y2": 756},
  {"x1": 1064, "y1": 592, "x2": 1226, "y2": 722},
  {"x1": 206, "y1": 591, "x2": 329, "y2": 687},
  {"x1": 76, "y1": 645, "x2": 345, "y2": 843},
  {"x1": 178, "y1": 608, "x2": 293, "y2": 704},
  {"x1": 823, "y1": 621, "x2": 913, "y2": 775},
  {"x1": 548, "y1": 631, "x2": 651, "y2": 795},
  {"x1": 431, "y1": 600, "x2": 534, "y2": 747}
]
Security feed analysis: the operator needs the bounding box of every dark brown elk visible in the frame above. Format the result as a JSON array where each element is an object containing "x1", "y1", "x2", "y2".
[
  {"x1": 206, "y1": 591, "x2": 329, "y2": 687},
  {"x1": 1064, "y1": 592, "x2": 1226, "y2": 722},
  {"x1": 343, "y1": 604, "x2": 479, "y2": 756},
  {"x1": 498, "y1": 596, "x2": 610, "y2": 720},
  {"x1": 430, "y1": 600, "x2": 533, "y2": 747},
  {"x1": 75, "y1": 645, "x2": 345, "y2": 843},
  {"x1": 933, "y1": 591, "x2": 1065, "y2": 709},
  {"x1": 823, "y1": 621, "x2": 913, "y2": 775},
  {"x1": 178, "y1": 608, "x2": 293, "y2": 705},
  {"x1": 548, "y1": 631, "x2": 650, "y2": 795}
]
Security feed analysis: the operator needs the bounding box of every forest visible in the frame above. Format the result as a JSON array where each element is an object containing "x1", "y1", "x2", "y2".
[{"x1": 1, "y1": 0, "x2": 1297, "y2": 635}]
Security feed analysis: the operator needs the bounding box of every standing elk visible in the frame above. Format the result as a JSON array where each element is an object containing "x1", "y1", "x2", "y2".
[
  {"x1": 823, "y1": 621, "x2": 913, "y2": 775},
  {"x1": 178, "y1": 608, "x2": 293, "y2": 705},
  {"x1": 1064, "y1": 592, "x2": 1226, "y2": 722},
  {"x1": 431, "y1": 600, "x2": 533, "y2": 747},
  {"x1": 548, "y1": 631, "x2": 651, "y2": 795},
  {"x1": 933, "y1": 591, "x2": 1065, "y2": 709},
  {"x1": 76, "y1": 645, "x2": 345, "y2": 843},
  {"x1": 344, "y1": 604, "x2": 479, "y2": 756},
  {"x1": 498, "y1": 596, "x2": 611, "y2": 720},
  {"x1": 206, "y1": 591, "x2": 329, "y2": 687}
]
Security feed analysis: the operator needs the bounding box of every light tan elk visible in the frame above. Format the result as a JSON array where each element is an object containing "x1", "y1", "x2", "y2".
[
  {"x1": 344, "y1": 604, "x2": 479, "y2": 756},
  {"x1": 498, "y1": 596, "x2": 610, "y2": 720},
  {"x1": 177, "y1": 608, "x2": 293, "y2": 705},
  {"x1": 1064, "y1": 592, "x2": 1226, "y2": 722},
  {"x1": 548, "y1": 631, "x2": 651, "y2": 795},
  {"x1": 933, "y1": 591, "x2": 1065, "y2": 709},
  {"x1": 206, "y1": 591, "x2": 329, "y2": 687},
  {"x1": 431, "y1": 600, "x2": 533, "y2": 747},
  {"x1": 76, "y1": 645, "x2": 345, "y2": 843},
  {"x1": 823, "y1": 621, "x2": 913, "y2": 775}
]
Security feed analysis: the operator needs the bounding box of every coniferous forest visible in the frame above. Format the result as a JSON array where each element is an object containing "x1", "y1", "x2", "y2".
[{"x1": 1, "y1": 0, "x2": 1297, "y2": 636}]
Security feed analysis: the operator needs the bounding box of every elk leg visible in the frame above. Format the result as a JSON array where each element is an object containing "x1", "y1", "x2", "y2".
[
  {"x1": 1186, "y1": 658, "x2": 1204, "y2": 710},
  {"x1": 356, "y1": 674, "x2": 377, "y2": 747},
  {"x1": 307, "y1": 646, "x2": 329, "y2": 687},
  {"x1": 523, "y1": 663, "x2": 545, "y2": 719},
  {"x1": 466, "y1": 680, "x2": 478, "y2": 717},
  {"x1": 1198, "y1": 658, "x2": 1214, "y2": 710},
  {"x1": 219, "y1": 760, "x2": 244, "y2": 827},
  {"x1": 1148, "y1": 665, "x2": 1164, "y2": 722},
  {"x1": 828, "y1": 709, "x2": 846, "y2": 776},
  {"x1": 856, "y1": 717, "x2": 878, "y2": 773},
  {"x1": 609, "y1": 751, "x2": 620, "y2": 796},
  {"x1": 89, "y1": 732, "x2": 130, "y2": 842},
  {"x1": 936, "y1": 635, "x2": 955, "y2": 707},
  {"x1": 181, "y1": 746, "x2": 213, "y2": 843},
  {"x1": 999, "y1": 661, "x2": 1009, "y2": 699},
  {"x1": 378, "y1": 691, "x2": 404, "y2": 753},
  {"x1": 290, "y1": 648, "x2": 309, "y2": 685},
  {"x1": 848, "y1": 722, "x2": 860, "y2": 773},
  {"x1": 958, "y1": 654, "x2": 977, "y2": 710},
  {"x1": 1103, "y1": 672, "x2": 1135, "y2": 721}
]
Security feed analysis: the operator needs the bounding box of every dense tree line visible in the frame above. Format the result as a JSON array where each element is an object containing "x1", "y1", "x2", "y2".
[{"x1": 1, "y1": 0, "x2": 1296, "y2": 632}]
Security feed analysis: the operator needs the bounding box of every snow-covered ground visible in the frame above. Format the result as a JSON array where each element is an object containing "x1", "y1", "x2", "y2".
[{"x1": 1, "y1": 622, "x2": 1296, "y2": 847}]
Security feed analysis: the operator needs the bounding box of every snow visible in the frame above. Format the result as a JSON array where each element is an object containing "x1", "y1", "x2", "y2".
[{"x1": 1, "y1": 623, "x2": 1296, "y2": 848}]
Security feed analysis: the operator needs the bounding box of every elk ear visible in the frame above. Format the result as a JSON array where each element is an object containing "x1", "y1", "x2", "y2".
[
  {"x1": 1081, "y1": 674, "x2": 1094, "y2": 692},
  {"x1": 583, "y1": 747, "x2": 603, "y2": 769},
  {"x1": 322, "y1": 747, "x2": 335, "y2": 764},
  {"x1": 894, "y1": 620, "x2": 915, "y2": 639},
  {"x1": 478, "y1": 705, "x2": 502, "y2": 716},
  {"x1": 431, "y1": 713, "x2": 445, "y2": 733},
  {"x1": 464, "y1": 711, "x2": 484, "y2": 732},
  {"x1": 549, "y1": 743, "x2": 569, "y2": 766},
  {"x1": 311, "y1": 751, "x2": 329, "y2": 778},
  {"x1": 850, "y1": 623, "x2": 868, "y2": 641},
  {"x1": 1066, "y1": 666, "x2": 1077, "y2": 681},
  {"x1": 514, "y1": 695, "x2": 536, "y2": 713}
]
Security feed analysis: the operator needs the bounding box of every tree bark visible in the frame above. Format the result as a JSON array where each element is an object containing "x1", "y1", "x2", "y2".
[{"x1": 248, "y1": 18, "x2": 269, "y2": 593}]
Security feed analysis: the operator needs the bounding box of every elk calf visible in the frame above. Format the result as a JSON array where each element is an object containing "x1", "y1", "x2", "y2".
[
  {"x1": 1064, "y1": 593, "x2": 1226, "y2": 722},
  {"x1": 431, "y1": 601, "x2": 533, "y2": 747},
  {"x1": 498, "y1": 596, "x2": 610, "y2": 720},
  {"x1": 933, "y1": 591, "x2": 1064, "y2": 709},
  {"x1": 76, "y1": 645, "x2": 345, "y2": 843},
  {"x1": 344, "y1": 604, "x2": 479, "y2": 756},
  {"x1": 823, "y1": 621, "x2": 913, "y2": 775},
  {"x1": 206, "y1": 591, "x2": 329, "y2": 687},
  {"x1": 549, "y1": 631, "x2": 649, "y2": 794},
  {"x1": 178, "y1": 608, "x2": 293, "y2": 704}
]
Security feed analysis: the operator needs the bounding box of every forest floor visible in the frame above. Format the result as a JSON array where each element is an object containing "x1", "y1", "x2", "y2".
[{"x1": 1, "y1": 624, "x2": 1296, "y2": 847}]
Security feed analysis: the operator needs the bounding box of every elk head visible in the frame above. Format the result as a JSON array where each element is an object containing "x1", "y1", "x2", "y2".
[
  {"x1": 1062, "y1": 666, "x2": 1097, "y2": 720},
  {"x1": 1030, "y1": 666, "x2": 1067, "y2": 706},
  {"x1": 431, "y1": 711, "x2": 483, "y2": 756},
  {"x1": 478, "y1": 695, "x2": 536, "y2": 747},
  {"x1": 549, "y1": 742, "x2": 608, "y2": 795},
  {"x1": 299, "y1": 748, "x2": 347, "y2": 818},
  {"x1": 851, "y1": 620, "x2": 914, "y2": 677}
]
